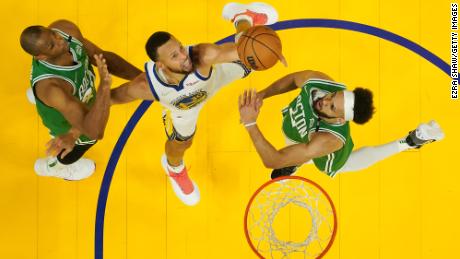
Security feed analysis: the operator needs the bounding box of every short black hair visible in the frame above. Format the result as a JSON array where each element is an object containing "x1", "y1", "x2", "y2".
[
  {"x1": 145, "y1": 31, "x2": 172, "y2": 61},
  {"x1": 20, "y1": 25, "x2": 45, "y2": 56},
  {"x1": 353, "y1": 87, "x2": 375, "y2": 124}
]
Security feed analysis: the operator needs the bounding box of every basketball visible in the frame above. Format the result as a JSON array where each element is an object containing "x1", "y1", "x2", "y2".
[{"x1": 236, "y1": 26, "x2": 284, "y2": 71}]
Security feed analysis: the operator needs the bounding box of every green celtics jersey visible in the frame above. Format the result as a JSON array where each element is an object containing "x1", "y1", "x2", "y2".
[
  {"x1": 281, "y1": 79, "x2": 354, "y2": 177},
  {"x1": 30, "y1": 29, "x2": 96, "y2": 144}
]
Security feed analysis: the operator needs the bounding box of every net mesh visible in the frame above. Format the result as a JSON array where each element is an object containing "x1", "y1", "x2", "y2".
[{"x1": 246, "y1": 177, "x2": 336, "y2": 258}]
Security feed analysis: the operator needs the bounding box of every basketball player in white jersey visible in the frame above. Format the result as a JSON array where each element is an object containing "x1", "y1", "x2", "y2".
[{"x1": 111, "y1": 2, "x2": 281, "y2": 206}]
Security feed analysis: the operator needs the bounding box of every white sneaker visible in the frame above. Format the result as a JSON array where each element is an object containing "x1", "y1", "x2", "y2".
[
  {"x1": 406, "y1": 120, "x2": 445, "y2": 148},
  {"x1": 34, "y1": 157, "x2": 95, "y2": 180},
  {"x1": 161, "y1": 154, "x2": 200, "y2": 206},
  {"x1": 26, "y1": 87, "x2": 36, "y2": 104},
  {"x1": 222, "y1": 2, "x2": 279, "y2": 26}
]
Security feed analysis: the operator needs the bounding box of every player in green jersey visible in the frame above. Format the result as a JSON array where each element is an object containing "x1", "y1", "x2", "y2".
[
  {"x1": 238, "y1": 70, "x2": 445, "y2": 179},
  {"x1": 20, "y1": 20, "x2": 142, "y2": 180}
]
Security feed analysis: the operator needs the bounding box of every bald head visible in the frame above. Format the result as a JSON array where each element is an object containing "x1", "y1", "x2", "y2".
[{"x1": 20, "y1": 26, "x2": 46, "y2": 56}]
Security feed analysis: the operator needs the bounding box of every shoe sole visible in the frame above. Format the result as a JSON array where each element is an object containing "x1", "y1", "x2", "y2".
[
  {"x1": 222, "y1": 2, "x2": 279, "y2": 25},
  {"x1": 26, "y1": 88, "x2": 36, "y2": 104},
  {"x1": 64, "y1": 160, "x2": 96, "y2": 181}
]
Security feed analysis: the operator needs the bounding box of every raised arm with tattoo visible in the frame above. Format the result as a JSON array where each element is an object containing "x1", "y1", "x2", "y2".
[
  {"x1": 239, "y1": 89, "x2": 342, "y2": 169},
  {"x1": 49, "y1": 20, "x2": 142, "y2": 80},
  {"x1": 45, "y1": 54, "x2": 112, "y2": 157},
  {"x1": 257, "y1": 70, "x2": 333, "y2": 100}
]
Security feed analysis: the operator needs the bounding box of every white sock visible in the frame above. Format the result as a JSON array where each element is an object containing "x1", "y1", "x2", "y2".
[
  {"x1": 337, "y1": 137, "x2": 411, "y2": 173},
  {"x1": 168, "y1": 161, "x2": 184, "y2": 174}
]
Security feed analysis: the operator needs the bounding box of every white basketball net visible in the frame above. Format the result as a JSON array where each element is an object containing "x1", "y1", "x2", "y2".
[{"x1": 246, "y1": 178, "x2": 336, "y2": 258}]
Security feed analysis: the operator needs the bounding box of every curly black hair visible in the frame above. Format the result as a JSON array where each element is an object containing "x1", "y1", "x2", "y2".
[{"x1": 352, "y1": 87, "x2": 375, "y2": 124}]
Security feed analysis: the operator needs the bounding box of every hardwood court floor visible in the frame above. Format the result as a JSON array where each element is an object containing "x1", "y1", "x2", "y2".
[{"x1": 1, "y1": 0, "x2": 457, "y2": 258}]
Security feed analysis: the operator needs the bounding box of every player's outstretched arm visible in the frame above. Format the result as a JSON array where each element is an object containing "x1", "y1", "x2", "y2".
[
  {"x1": 193, "y1": 42, "x2": 239, "y2": 66},
  {"x1": 84, "y1": 40, "x2": 142, "y2": 80},
  {"x1": 258, "y1": 70, "x2": 334, "y2": 100},
  {"x1": 256, "y1": 133, "x2": 342, "y2": 169},
  {"x1": 110, "y1": 72, "x2": 156, "y2": 105},
  {"x1": 243, "y1": 124, "x2": 343, "y2": 169},
  {"x1": 188, "y1": 42, "x2": 239, "y2": 78},
  {"x1": 49, "y1": 20, "x2": 142, "y2": 80},
  {"x1": 239, "y1": 89, "x2": 342, "y2": 169}
]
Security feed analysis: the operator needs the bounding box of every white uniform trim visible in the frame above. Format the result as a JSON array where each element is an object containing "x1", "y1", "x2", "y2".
[
  {"x1": 51, "y1": 28, "x2": 83, "y2": 45},
  {"x1": 32, "y1": 74, "x2": 77, "y2": 95},
  {"x1": 76, "y1": 139, "x2": 97, "y2": 145},
  {"x1": 307, "y1": 127, "x2": 346, "y2": 144},
  {"x1": 325, "y1": 152, "x2": 335, "y2": 173},
  {"x1": 144, "y1": 50, "x2": 248, "y2": 138},
  {"x1": 38, "y1": 59, "x2": 82, "y2": 71}
]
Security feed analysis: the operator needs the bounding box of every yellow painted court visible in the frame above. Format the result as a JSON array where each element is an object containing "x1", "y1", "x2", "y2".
[{"x1": 1, "y1": 0, "x2": 459, "y2": 258}]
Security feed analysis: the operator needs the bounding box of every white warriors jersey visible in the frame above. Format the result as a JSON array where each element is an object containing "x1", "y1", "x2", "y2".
[{"x1": 144, "y1": 46, "x2": 250, "y2": 136}]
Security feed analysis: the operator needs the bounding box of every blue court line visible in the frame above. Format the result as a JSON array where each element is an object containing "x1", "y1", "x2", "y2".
[
  {"x1": 95, "y1": 19, "x2": 450, "y2": 259},
  {"x1": 94, "y1": 101, "x2": 152, "y2": 259}
]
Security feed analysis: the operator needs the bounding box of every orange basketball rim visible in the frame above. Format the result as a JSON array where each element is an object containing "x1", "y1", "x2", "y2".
[{"x1": 244, "y1": 176, "x2": 338, "y2": 259}]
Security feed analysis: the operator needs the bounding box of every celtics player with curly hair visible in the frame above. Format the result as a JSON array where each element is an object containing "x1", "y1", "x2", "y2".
[
  {"x1": 238, "y1": 70, "x2": 445, "y2": 178},
  {"x1": 20, "y1": 20, "x2": 142, "y2": 180}
]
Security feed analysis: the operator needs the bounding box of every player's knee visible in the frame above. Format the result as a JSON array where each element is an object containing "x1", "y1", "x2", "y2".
[
  {"x1": 180, "y1": 138, "x2": 193, "y2": 149},
  {"x1": 169, "y1": 138, "x2": 193, "y2": 150}
]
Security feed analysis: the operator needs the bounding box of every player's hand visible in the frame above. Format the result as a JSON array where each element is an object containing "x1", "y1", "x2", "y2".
[
  {"x1": 279, "y1": 54, "x2": 288, "y2": 67},
  {"x1": 255, "y1": 91, "x2": 264, "y2": 109},
  {"x1": 46, "y1": 133, "x2": 77, "y2": 159},
  {"x1": 239, "y1": 89, "x2": 260, "y2": 124},
  {"x1": 94, "y1": 54, "x2": 112, "y2": 90}
]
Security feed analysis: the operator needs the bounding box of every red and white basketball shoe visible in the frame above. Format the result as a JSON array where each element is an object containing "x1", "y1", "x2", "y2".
[
  {"x1": 222, "y1": 2, "x2": 279, "y2": 26},
  {"x1": 161, "y1": 154, "x2": 200, "y2": 206}
]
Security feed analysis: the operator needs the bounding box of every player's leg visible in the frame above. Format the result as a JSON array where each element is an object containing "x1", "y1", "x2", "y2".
[
  {"x1": 57, "y1": 143, "x2": 94, "y2": 164},
  {"x1": 337, "y1": 120, "x2": 444, "y2": 173},
  {"x1": 223, "y1": 2, "x2": 279, "y2": 28},
  {"x1": 165, "y1": 138, "x2": 193, "y2": 167},
  {"x1": 34, "y1": 143, "x2": 96, "y2": 180},
  {"x1": 161, "y1": 110, "x2": 200, "y2": 206},
  {"x1": 222, "y1": 2, "x2": 279, "y2": 41},
  {"x1": 163, "y1": 111, "x2": 196, "y2": 167}
]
